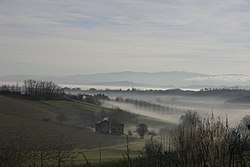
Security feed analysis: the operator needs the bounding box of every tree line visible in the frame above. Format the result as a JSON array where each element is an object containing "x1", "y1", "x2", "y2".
[
  {"x1": 0, "y1": 80, "x2": 64, "y2": 99},
  {"x1": 23, "y1": 80, "x2": 63, "y2": 96},
  {"x1": 114, "y1": 97, "x2": 179, "y2": 114},
  {"x1": 139, "y1": 112, "x2": 250, "y2": 167}
]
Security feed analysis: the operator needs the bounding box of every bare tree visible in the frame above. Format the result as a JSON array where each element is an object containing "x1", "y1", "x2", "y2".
[
  {"x1": 173, "y1": 112, "x2": 230, "y2": 167},
  {"x1": 23, "y1": 79, "x2": 63, "y2": 97},
  {"x1": 0, "y1": 136, "x2": 32, "y2": 167},
  {"x1": 35, "y1": 138, "x2": 55, "y2": 167},
  {"x1": 51, "y1": 136, "x2": 73, "y2": 167},
  {"x1": 144, "y1": 139, "x2": 163, "y2": 167},
  {"x1": 225, "y1": 124, "x2": 249, "y2": 167}
]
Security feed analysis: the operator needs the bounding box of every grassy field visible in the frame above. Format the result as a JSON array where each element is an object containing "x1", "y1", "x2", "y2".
[{"x1": 0, "y1": 95, "x2": 173, "y2": 163}]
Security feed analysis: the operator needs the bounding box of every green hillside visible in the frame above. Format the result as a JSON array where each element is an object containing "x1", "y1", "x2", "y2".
[
  {"x1": 0, "y1": 95, "x2": 170, "y2": 145},
  {"x1": 0, "y1": 95, "x2": 173, "y2": 163},
  {"x1": 0, "y1": 96, "x2": 129, "y2": 148}
]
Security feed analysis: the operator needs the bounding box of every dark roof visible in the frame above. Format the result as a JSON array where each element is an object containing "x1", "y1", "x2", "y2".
[{"x1": 96, "y1": 120, "x2": 111, "y2": 125}]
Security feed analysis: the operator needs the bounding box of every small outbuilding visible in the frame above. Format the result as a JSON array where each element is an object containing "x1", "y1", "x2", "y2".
[
  {"x1": 95, "y1": 120, "x2": 111, "y2": 134},
  {"x1": 95, "y1": 119, "x2": 124, "y2": 135},
  {"x1": 111, "y1": 123, "x2": 124, "y2": 135}
]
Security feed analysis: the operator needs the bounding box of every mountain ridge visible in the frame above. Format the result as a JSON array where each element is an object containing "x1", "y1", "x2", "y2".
[{"x1": 0, "y1": 71, "x2": 250, "y2": 87}]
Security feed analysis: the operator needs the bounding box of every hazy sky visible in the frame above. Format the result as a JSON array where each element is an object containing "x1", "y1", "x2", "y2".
[{"x1": 1, "y1": 0, "x2": 250, "y2": 75}]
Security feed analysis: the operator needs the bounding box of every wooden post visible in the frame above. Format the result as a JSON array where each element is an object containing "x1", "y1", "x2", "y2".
[
  {"x1": 164, "y1": 132, "x2": 167, "y2": 151},
  {"x1": 70, "y1": 156, "x2": 74, "y2": 167},
  {"x1": 99, "y1": 142, "x2": 102, "y2": 164},
  {"x1": 168, "y1": 135, "x2": 171, "y2": 152},
  {"x1": 126, "y1": 135, "x2": 132, "y2": 167}
]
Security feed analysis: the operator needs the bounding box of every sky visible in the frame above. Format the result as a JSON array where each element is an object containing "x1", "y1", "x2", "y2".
[{"x1": 1, "y1": 0, "x2": 250, "y2": 76}]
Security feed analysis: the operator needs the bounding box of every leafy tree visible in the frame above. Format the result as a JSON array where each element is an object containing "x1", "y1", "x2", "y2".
[
  {"x1": 241, "y1": 115, "x2": 250, "y2": 130},
  {"x1": 128, "y1": 130, "x2": 133, "y2": 136},
  {"x1": 136, "y1": 123, "x2": 148, "y2": 139}
]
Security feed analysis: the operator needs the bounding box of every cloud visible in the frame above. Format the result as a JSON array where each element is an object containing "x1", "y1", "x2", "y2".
[
  {"x1": 0, "y1": 0, "x2": 250, "y2": 75},
  {"x1": 186, "y1": 74, "x2": 250, "y2": 82}
]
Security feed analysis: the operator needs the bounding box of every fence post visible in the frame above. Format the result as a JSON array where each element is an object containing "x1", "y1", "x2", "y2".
[
  {"x1": 126, "y1": 135, "x2": 132, "y2": 167},
  {"x1": 99, "y1": 142, "x2": 102, "y2": 165}
]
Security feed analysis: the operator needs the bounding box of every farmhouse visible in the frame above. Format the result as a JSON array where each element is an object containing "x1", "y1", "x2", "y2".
[
  {"x1": 95, "y1": 119, "x2": 124, "y2": 135},
  {"x1": 95, "y1": 120, "x2": 111, "y2": 134}
]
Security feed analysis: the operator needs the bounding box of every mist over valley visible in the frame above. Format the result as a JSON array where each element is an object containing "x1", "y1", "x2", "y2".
[
  {"x1": 2, "y1": 0, "x2": 250, "y2": 165},
  {"x1": 82, "y1": 89, "x2": 250, "y2": 127}
]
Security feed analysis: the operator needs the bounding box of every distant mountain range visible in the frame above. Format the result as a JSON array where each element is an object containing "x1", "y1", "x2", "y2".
[{"x1": 1, "y1": 71, "x2": 250, "y2": 88}]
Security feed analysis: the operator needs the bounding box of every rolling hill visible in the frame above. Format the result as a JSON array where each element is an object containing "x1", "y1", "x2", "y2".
[{"x1": 0, "y1": 95, "x2": 168, "y2": 149}]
